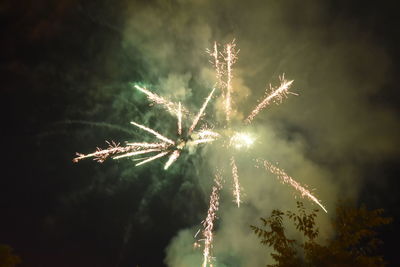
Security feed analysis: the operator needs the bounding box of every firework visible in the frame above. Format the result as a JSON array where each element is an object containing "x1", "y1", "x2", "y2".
[
  {"x1": 74, "y1": 85, "x2": 216, "y2": 170},
  {"x1": 135, "y1": 151, "x2": 169, "y2": 166},
  {"x1": 260, "y1": 159, "x2": 327, "y2": 213},
  {"x1": 134, "y1": 84, "x2": 188, "y2": 116},
  {"x1": 190, "y1": 138, "x2": 217, "y2": 145},
  {"x1": 164, "y1": 150, "x2": 181, "y2": 170},
  {"x1": 207, "y1": 42, "x2": 222, "y2": 89},
  {"x1": 188, "y1": 88, "x2": 216, "y2": 135},
  {"x1": 73, "y1": 141, "x2": 167, "y2": 163},
  {"x1": 130, "y1": 121, "x2": 175, "y2": 145},
  {"x1": 73, "y1": 40, "x2": 328, "y2": 267},
  {"x1": 177, "y1": 102, "x2": 182, "y2": 136},
  {"x1": 230, "y1": 156, "x2": 241, "y2": 207},
  {"x1": 208, "y1": 40, "x2": 239, "y2": 123},
  {"x1": 245, "y1": 75, "x2": 296, "y2": 124},
  {"x1": 224, "y1": 41, "x2": 237, "y2": 123},
  {"x1": 201, "y1": 172, "x2": 222, "y2": 267}
]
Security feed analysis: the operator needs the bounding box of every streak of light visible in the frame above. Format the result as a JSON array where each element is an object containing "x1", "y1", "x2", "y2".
[
  {"x1": 231, "y1": 156, "x2": 241, "y2": 207},
  {"x1": 202, "y1": 172, "x2": 222, "y2": 267},
  {"x1": 208, "y1": 42, "x2": 223, "y2": 89},
  {"x1": 130, "y1": 121, "x2": 175, "y2": 145},
  {"x1": 224, "y1": 41, "x2": 236, "y2": 123},
  {"x1": 135, "y1": 151, "x2": 169, "y2": 166},
  {"x1": 125, "y1": 142, "x2": 167, "y2": 148},
  {"x1": 164, "y1": 150, "x2": 181, "y2": 170},
  {"x1": 73, "y1": 141, "x2": 134, "y2": 163},
  {"x1": 178, "y1": 102, "x2": 182, "y2": 136},
  {"x1": 246, "y1": 75, "x2": 295, "y2": 123},
  {"x1": 134, "y1": 84, "x2": 188, "y2": 115},
  {"x1": 194, "y1": 229, "x2": 201, "y2": 238},
  {"x1": 188, "y1": 88, "x2": 216, "y2": 135},
  {"x1": 198, "y1": 130, "x2": 220, "y2": 139},
  {"x1": 113, "y1": 148, "x2": 163, "y2": 160},
  {"x1": 261, "y1": 159, "x2": 327, "y2": 213},
  {"x1": 190, "y1": 138, "x2": 217, "y2": 145}
]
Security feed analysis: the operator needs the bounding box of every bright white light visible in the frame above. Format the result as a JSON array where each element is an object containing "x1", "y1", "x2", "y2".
[{"x1": 230, "y1": 132, "x2": 254, "y2": 149}]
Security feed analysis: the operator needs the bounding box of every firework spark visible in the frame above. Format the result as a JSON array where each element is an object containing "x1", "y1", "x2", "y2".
[
  {"x1": 207, "y1": 42, "x2": 223, "y2": 89},
  {"x1": 224, "y1": 41, "x2": 237, "y2": 123},
  {"x1": 188, "y1": 88, "x2": 216, "y2": 135},
  {"x1": 164, "y1": 150, "x2": 181, "y2": 170},
  {"x1": 112, "y1": 148, "x2": 164, "y2": 160},
  {"x1": 198, "y1": 129, "x2": 220, "y2": 139},
  {"x1": 190, "y1": 138, "x2": 217, "y2": 145},
  {"x1": 260, "y1": 159, "x2": 327, "y2": 213},
  {"x1": 177, "y1": 102, "x2": 182, "y2": 136},
  {"x1": 125, "y1": 142, "x2": 167, "y2": 148},
  {"x1": 134, "y1": 84, "x2": 188, "y2": 115},
  {"x1": 230, "y1": 156, "x2": 241, "y2": 207},
  {"x1": 245, "y1": 75, "x2": 295, "y2": 124},
  {"x1": 130, "y1": 121, "x2": 175, "y2": 145},
  {"x1": 202, "y1": 172, "x2": 222, "y2": 267},
  {"x1": 72, "y1": 141, "x2": 167, "y2": 163},
  {"x1": 135, "y1": 151, "x2": 169, "y2": 166},
  {"x1": 74, "y1": 85, "x2": 216, "y2": 170}
]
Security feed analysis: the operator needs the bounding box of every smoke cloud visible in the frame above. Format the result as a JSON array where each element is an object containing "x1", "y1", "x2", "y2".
[{"x1": 109, "y1": 0, "x2": 400, "y2": 266}]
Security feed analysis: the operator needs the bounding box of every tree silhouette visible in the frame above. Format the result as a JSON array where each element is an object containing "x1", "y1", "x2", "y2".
[{"x1": 251, "y1": 202, "x2": 392, "y2": 267}]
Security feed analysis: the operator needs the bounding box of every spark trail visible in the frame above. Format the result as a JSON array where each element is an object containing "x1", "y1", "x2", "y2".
[
  {"x1": 73, "y1": 141, "x2": 167, "y2": 163},
  {"x1": 190, "y1": 138, "x2": 217, "y2": 145},
  {"x1": 134, "y1": 84, "x2": 188, "y2": 115},
  {"x1": 198, "y1": 130, "x2": 220, "y2": 139},
  {"x1": 202, "y1": 172, "x2": 222, "y2": 267},
  {"x1": 113, "y1": 148, "x2": 164, "y2": 160},
  {"x1": 164, "y1": 150, "x2": 181, "y2": 170},
  {"x1": 224, "y1": 41, "x2": 238, "y2": 123},
  {"x1": 125, "y1": 142, "x2": 167, "y2": 148},
  {"x1": 188, "y1": 88, "x2": 216, "y2": 135},
  {"x1": 74, "y1": 85, "x2": 216, "y2": 170},
  {"x1": 210, "y1": 42, "x2": 222, "y2": 89},
  {"x1": 260, "y1": 159, "x2": 327, "y2": 213},
  {"x1": 135, "y1": 151, "x2": 169, "y2": 166},
  {"x1": 177, "y1": 102, "x2": 182, "y2": 136},
  {"x1": 130, "y1": 121, "x2": 175, "y2": 145},
  {"x1": 245, "y1": 75, "x2": 295, "y2": 124},
  {"x1": 230, "y1": 156, "x2": 241, "y2": 207}
]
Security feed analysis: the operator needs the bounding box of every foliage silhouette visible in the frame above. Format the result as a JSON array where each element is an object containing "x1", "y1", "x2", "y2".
[{"x1": 251, "y1": 201, "x2": 392, "y2": 267}]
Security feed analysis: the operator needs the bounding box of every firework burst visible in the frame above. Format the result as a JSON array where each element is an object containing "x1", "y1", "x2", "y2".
[
  {"x1": 73, "y1": 39, "x2": 327, "y2": 266},
  {"x1": 73, "y1": 85, "x2": 217, "y2": 170}
]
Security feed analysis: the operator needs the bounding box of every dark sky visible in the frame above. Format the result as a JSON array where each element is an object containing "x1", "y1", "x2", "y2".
[{"x1": 1, "y1": 0, "x2": 399, "y2": 266}]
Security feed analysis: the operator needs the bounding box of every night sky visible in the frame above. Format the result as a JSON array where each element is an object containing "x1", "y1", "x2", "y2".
[{"x1": 1, "y1": 1, "x2": 400, "y2": 266}]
